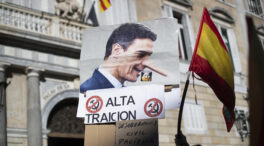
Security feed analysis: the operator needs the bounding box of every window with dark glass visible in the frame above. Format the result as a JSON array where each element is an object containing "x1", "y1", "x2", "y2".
[
  {"x1": 173, "y1": 11, "x2": 188, "y2": 60},
  {"x1": 220, "y1": 27, "x2": 235, "y2": 71},
  {"x1": 247, "y1": 0, "x2": 263, "y2": 15}
]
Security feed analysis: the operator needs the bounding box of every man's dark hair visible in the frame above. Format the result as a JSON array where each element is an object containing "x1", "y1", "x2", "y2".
[{"x1": 104, "y1": 23, "x2": 157, "y2": 60}]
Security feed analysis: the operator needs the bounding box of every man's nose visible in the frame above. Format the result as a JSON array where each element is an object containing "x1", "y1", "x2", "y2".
[
  {"x1": 136, "y1": 62, "x2": 145, "y2": 70},
  {"x1": 142, "y1": 60, "x2": 167, "y2": 77},
  {"x1": 139, "y1": 57, "x2": 150, "y2": 69}
]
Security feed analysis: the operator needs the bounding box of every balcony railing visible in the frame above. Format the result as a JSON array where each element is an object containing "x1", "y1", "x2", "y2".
[{"x1": 0, "y1": 2, "x2": 90, "y2": 42}]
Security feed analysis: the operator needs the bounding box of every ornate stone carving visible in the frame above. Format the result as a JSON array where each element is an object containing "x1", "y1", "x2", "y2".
[{"x1": 55, "y1": 0, "x2": 85, "y2": 21}]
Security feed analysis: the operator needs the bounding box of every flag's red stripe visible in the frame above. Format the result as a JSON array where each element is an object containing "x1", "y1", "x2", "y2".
[
  {"x1": 100, "y1": 0, "x2": 107, "y2": 10},
  {"x1": 189, "y1": 8, "x2": 206, "y2": 71},
  {"x1": 108, "y1": 0, "x2": 111, "y2": 4},
  {"x1": 191, "y1": 55, "x2": 235, "y2": 109}
]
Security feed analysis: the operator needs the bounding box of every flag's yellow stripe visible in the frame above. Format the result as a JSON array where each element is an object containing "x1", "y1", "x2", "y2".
[
  {"x1": 102, "y1": 0, "x2": 111, "y2": 8},
  {"x1": 197, "y1": 23, "x2": 234, "y2": 89},
  {"x1": 99, "y1": 5, "x2": 104, "y2": 12},
  {"x1": 99, "y1": 4, "x2": 103, "y2": 12}
]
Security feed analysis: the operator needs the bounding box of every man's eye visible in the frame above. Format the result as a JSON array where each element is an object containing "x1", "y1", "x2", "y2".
[
  {"x1": 137, "y1": 51, "x2": 150, "y2": 58},
  {"x1": 138, "y1": 53, "x2": 147, "y2": 58}
]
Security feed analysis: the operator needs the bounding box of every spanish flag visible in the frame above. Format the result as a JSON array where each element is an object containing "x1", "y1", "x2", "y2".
[
  {"x1": 99, "y1": 0, "x2": 111, "y2": 12},
  {"x1": 189, "y1": 8, "x2": 235, "y2": 132}
]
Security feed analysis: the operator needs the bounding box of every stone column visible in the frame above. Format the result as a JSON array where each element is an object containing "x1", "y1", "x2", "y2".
[
  {"x1": 26, "y1": 68, "x2": 43, "y2": 146},
  {"x1": 0, "y1": 63, "x2": 9, "y2": 146},
  {"x1": 235, "y1": 0, "x2": 249, "y2": 52}
]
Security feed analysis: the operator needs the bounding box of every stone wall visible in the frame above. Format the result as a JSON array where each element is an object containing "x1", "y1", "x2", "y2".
[
  {"x1": 135, "y1": 0, "x2": 163, "y2": 21},
  {"x1": 6, "y1": 73, "x2": 27, "y2": 129}
]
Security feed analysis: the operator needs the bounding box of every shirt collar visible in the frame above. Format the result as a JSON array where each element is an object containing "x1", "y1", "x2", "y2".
[{"x1": 98, "y1": 66, "x2": 124, "y2": 88}]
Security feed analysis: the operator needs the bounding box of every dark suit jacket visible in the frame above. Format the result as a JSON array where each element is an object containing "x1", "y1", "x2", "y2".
[{"x1": 80, "y1": 69, "x2": 114, "y2": 93}]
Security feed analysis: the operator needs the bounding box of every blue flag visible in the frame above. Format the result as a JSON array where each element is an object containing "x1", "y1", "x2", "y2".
[{"x1": 86, "y1": 1, "x2": 99, "y2": 26}]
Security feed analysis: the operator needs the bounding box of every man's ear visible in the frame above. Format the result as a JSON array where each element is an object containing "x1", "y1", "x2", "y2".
[{"x1": 111, "y1": 43, "x2": 124, "y2": 58}]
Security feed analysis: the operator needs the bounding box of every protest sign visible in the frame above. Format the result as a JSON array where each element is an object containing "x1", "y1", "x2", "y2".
[
  {"x1": 78, "y1": 18, "x2": 181, "y2": 119},
  {"x1": 116, "y1": 119, "x2": 158, "y2": 146},
  {"x1": 78, "y1": 18, "x2": 181, "y2": 146},
  {"x1": 77, "y1": 85, "x2": 164, "y2": 124}
]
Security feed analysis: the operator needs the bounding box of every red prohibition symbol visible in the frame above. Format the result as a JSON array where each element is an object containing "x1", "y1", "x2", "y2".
[
  {"x1": 86, "y1": 96, "x2": 103, "y2": 113},
  {"x1": 144, "y1": 98, "x2": 163, "y2": 117}
]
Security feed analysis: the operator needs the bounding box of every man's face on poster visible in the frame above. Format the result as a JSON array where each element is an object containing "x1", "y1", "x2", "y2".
[{"x1": 115, "y1": 38, "x2": 153, "y2": 83}]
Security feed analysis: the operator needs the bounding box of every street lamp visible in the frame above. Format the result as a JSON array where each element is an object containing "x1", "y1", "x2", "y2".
[{"x1": 235, "y1": 109, "x2": 249, "y2": 141}]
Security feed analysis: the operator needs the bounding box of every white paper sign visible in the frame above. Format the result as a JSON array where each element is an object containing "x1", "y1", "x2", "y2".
[
  {"x1": 77, "y1": 85, "x2": 165, "y2": 124},
  {"x1": 164, "y1": 88, "x2": 181, "y2": 109}
]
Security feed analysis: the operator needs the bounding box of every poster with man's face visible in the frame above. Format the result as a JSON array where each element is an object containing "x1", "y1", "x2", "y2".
[
  {"x1": 77, "y1": 18, "x2": 181, "y2": 124},
  {"x1": 80, "y1": 18, "x2": 180, "y2": 87}
]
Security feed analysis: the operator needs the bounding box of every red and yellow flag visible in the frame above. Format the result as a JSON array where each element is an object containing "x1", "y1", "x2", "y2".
[
  {"x1": 99, "y1": 0, "x2": 111, "y2": 12},
  {"x1": 189, "y1": 8, "x2": 235, "y2": 132}
]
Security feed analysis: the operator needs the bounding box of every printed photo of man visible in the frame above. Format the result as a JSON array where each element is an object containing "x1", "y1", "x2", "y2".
[{"x1": 80, "y1": 23, "x2": 167, "y2": 93}]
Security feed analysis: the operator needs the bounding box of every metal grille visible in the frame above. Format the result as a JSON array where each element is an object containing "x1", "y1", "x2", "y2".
[{"x1": 183, "y1": 102, "x2": 208, "y2": 134}]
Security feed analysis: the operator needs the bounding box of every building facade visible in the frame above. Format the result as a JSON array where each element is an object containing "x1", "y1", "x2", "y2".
[{"x1": 1, "y1": 0, "x2": 263, "y2": 146}]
